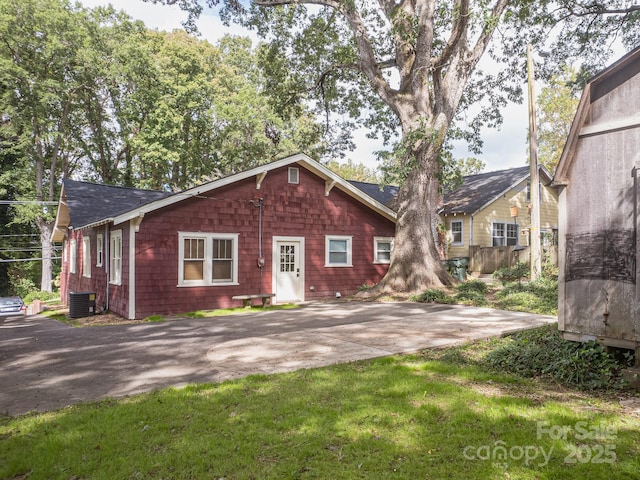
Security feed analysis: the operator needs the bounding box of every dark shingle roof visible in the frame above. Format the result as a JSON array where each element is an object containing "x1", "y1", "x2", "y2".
[
  {"x1": 63, "y1": 179, "x2": 170, "y2": 228},
  {"x1": 349, "y1": 181, "x2": 399, "y2": 207},
  {"x1": 440, "y1": 166, "x2": 530, "y2": 215}
]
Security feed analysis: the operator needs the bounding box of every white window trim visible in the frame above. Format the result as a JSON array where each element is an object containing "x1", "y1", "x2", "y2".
[
  {"x1": 288, "y1": 167, "x2": 299, "y2": 184},
  {"x1": 69, "y1": 238, "x2": 77, "y2": 274},
  {"x1": 450, "y1": 220, "x2": 464, "y2": 246},
  {"x1": 96, "y1": 233, "x2": 103, "y2": 267},
  {"x1": 178, "y1": 232, "x2": 239, "y2": 287},
  {"x1": 325, "y1": 235, "x2": 353, "y2": 267},
  {"x1": 492, "y1": 221, "x2": 518, "y2": 247},
  {"x1": 373, "y1": 236, "x2": 393, "y2": 264},
  {"x1": 82, "y1": 236, "x2": 91, "y2": 278},
  {"x1": 110, "y1": 230, "x2": 123, "y2": 285}
]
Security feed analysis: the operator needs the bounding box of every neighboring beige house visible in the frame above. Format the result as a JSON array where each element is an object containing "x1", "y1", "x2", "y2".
[
  {"x1": 352, "y1": 166, "x2": 559, "y2": 273},
  {"x1": 440, "y1": 166, "x2": 559, "y2": 262}
]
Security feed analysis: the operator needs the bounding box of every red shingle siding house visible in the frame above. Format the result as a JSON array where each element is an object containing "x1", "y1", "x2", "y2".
[{"x1": 52, "y1": 154, "x2": 396, "y2": 319}]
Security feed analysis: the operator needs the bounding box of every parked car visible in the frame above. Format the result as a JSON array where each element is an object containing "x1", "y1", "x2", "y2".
[{"x1": 0, "y1": 296, "x2": 26, "y2": 318}]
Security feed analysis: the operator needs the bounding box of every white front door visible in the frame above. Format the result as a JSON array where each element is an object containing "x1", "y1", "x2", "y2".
[{"x1": 273, "y1": 237, "x2": 304, "y2": 303}]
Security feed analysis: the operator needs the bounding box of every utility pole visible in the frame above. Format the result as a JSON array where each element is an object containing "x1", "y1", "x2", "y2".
[{"x1": 527, "y1": 44, "x2": 542, "y2": 281}]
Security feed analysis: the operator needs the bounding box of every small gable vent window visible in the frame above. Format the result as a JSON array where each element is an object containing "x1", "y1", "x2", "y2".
[{"x1": 288, "y1": 167, "x2": 299, "y2": 184}]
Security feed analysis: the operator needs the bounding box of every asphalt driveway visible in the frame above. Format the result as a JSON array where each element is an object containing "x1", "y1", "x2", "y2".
[{"x1": 0, "y1": 301, "x2": 555, "y2": 416}]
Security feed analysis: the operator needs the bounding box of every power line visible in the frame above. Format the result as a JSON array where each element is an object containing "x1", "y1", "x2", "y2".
[
  {"x1": 0, "y1": 257, "x2": 61, "y2": 263},
  {"x1": 0, "y1": 234, "x2": 41, "y2": 237},
  {"x1": 0, "y1": 200, "x2": 58, "y2": 205},
  {"x1": 0, "y1": 247, "x2": 62, "y2": 253}
]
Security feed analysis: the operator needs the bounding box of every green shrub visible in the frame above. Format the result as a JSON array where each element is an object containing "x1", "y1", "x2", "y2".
[
  {"x1": 496, "y1": 277, "x2": 558, "y2": 315},
  {"x1": 493, "y1": 262, "x2": 529, "y2": 285},
  {"x1": 11, "y1": 278, "x2": 37, "y2": 298},
  {"x1": 455, "y1": 290, "x2": 488, "y2": 306},
  {"x1": 484, "y1": 324, "x2": 633, "y2": 390},
  {"x1": 412, "y1": 288, "x2": 454, "y2": 304},
  {"x1": 456, "y1": 279, "x2": 488, "y2": 295},
  {"x1": 23, "y1": 290, "x2": 60, "y2": 305},
  {"x1": 541, "y1": 261, "x2": 558, "y2": 280}
]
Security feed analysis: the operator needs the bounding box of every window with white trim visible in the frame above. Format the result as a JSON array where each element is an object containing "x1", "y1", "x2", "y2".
[
  {"x1": 82, "y1": 236, "x2": 91, "y2": 278},
  {"x1": 110, "y1": 230, "x2": 122, "y2": 285},
  {"x1": 96, "y1": 233, "x2": 103, "y2": 267},
  {"x1": 178, "y1": 232, "x2": 239, "y2": 286},
  {"x1": 325, "y1": 235, "x2": 352, "y2": 267},
  {"x1": 374, "y1": 237, "x2": 393, "y2": 264},
  {"x1": 288, "y1": 167, "x2": 299, "y2": 184},
  {"x1": 450, "y1": 220, "x2": 463, "y2": 245},
  {"x1": 70, "y1": 239, "x2": 77, "y2": 274},
  {"x1": 492, "y1": 222, "x2": 518, "y2": 246}
]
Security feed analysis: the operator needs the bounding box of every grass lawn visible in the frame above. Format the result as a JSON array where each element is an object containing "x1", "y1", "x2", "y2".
[{"x1": 1, "y1": 331, "x2": 638, "y2": 480}]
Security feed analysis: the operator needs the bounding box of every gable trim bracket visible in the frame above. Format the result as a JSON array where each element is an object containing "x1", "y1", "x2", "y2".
[
  {"x1": 132, "y1": 214, "x2": 145, "y2": 232},
  {"x1": 256, "y1": 171, "x2": 267, "y2": 190},
  {"x1": 325, "y1": 179, "x2": 336, "y2": 196}
]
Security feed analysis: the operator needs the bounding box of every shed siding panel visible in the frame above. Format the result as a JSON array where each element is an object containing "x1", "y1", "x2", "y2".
[{"x1": 561, "y1": 58, "x2": 640, "y2": 350}]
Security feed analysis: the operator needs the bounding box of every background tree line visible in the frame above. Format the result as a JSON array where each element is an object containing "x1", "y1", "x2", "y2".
[{"x1": 0, "y1": 0, "x2": 329, "y2": 294}]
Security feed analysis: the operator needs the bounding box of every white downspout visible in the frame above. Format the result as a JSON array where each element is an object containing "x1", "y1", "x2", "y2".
[{"x1": 128, "y1": 215, "x2": 144, "y2": 320}]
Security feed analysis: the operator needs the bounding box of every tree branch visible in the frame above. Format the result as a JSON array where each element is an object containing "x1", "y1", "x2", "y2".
[{"x1": 433, "y1": 0, "x2": 469, "y2": 68}]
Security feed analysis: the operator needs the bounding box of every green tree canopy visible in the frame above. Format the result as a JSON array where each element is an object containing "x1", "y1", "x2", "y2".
[
  {"x1": 0, "y1": 0, "x2": 324, "y2": 291},
  {"x1": 151, "y1": 0, "x2": 639, "y2": 293},
  {"x1": 536, "y1": 68, "x2": 581, "y2": 174}
]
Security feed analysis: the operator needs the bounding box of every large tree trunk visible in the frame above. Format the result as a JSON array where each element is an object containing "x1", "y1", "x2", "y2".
[
  {"x1": 363, "y1": 136, "x2": 452, "y2": 296},
  {"x1": 37, "y1": 219, "x2": 54, "y2": 292}
]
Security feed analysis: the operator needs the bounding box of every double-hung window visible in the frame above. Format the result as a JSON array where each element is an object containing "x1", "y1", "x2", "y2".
[
  {"x1": 325, "y1": 236, "x2": 352, "y2": 267},
  {"x1": 179, "y1": 232, "x2": 238, "y2": 286},
  {"x1": 110, "y1": 230, "x2": 122, "y2": 285},
  {"x1": 374, "y1": 237, "x2": 393, "y2": 264},
  {"x1": 69, "y1": 239, "x2": 77, "y2": 274},
  {"x1": 82, "y1": 236, "x2": 91, "y2": 278},
  {"x1": 492, "y1": 222, "x2": 518, "y2": 246},
  {"x1": 96, "y1": 233, "x2": 103, "y2": 267},
  {"x1": 450, "y1": 220, "x2": 463, "y2": 245}
]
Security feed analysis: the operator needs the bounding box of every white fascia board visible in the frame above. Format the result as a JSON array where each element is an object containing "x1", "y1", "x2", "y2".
[
  {"x1": 113, "y1": 154, "x2": 312, "y2": 226},
  {"x1": 470, "y1": 167, "x2": 551, "y2": 217},
  {"x1": 470, "y1": 173, "x2": 530, "y2": 216},
  {"x1": 299, "y1": 158, "x2": 397, "y2": 222},
  {"x1": 51, "y1": 186, "x2": 70, "y2": 243},
  {"x1": 113, "y1": 152, "x2": 397, "y2": 226}
]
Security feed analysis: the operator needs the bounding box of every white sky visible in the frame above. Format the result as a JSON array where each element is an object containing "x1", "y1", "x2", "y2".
[{"x1": 78, "y1": 0, "x2": 529, "y2": 173}]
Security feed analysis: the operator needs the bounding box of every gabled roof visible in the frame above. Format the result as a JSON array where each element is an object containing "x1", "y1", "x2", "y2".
[
  {"x1": 348, "y1": 181, "x2": 399, "y2": 207},
  {"x1": 349, "y1": 165, "x2": 551, "y2": 217},
  {"x1": 552, "y1": 46, "x2": 640, "y2": 187},
  {"x1": 52, "y1": 153, "x2": 397, "y2": 242},
  {"x1": 440, "y1": 166, "x2": 552, "y2": 216},
  {"x1": 52, "y1": 180, "x2": 170, "y2": 242}
]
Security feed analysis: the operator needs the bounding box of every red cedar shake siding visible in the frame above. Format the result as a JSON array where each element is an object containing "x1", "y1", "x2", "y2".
[
  {"x1": 133, "y1": 165, "x2": 394, "y2": 319},
  {"x1": 60, "y1": 161, "x2": 395, "y2": 319},
  {"x1": 61, "y1": 223, "x2": 130, "y2": 318}
]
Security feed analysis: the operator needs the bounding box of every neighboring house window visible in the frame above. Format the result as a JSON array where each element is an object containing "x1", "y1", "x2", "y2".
[
  {"x1": 96, "y1": 233, "x2": 103, "y2": 267},
  {"x1": 178, "y1": 232, "x2": 239, "y2": 286},
  {"x1": 70, "y1": 239, "x2": 77, "y2": 274},
  {"x1": 374, "y1": 237, "x2": 393, "y2": 264},
  {"x1": 288, "y1": 167, "x2": 299, "y2": 184},
  {"x1": 492, "y1": 222, "x2": 518, "y2": 246},
  {"x1": 82, "y1": 236, "x2": 91, "y2": 278},
  {"x1": 325, "y1": 236, "x2": 352, "y2": 267},
  {"x1": 110, "y1": 230, "x2": 122, "y2": 285},
  {"x1": 450, "y1": 220, "x2": 463, "y2": 246}
]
